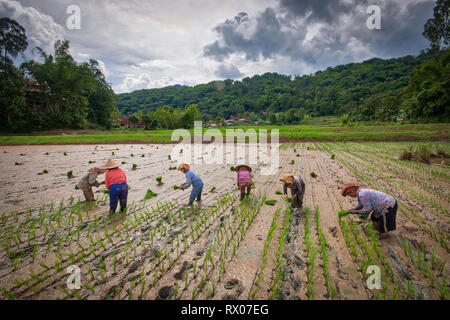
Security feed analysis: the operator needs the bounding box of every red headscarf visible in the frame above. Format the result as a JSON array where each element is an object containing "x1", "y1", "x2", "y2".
[{"x1": 341, "y1": 184, "x2": 360, "y2": 196}]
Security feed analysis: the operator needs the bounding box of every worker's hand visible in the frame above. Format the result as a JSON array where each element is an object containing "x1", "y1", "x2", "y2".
[
  {"x1": 292, "y1": 194, "x2": 297, "y2": 199},
  {"x1": 179, "y1": 185, "x2": 185, "y2": 190},
  {"x1": 350, "y1": 209, "x2": 357, "y2": 214}
]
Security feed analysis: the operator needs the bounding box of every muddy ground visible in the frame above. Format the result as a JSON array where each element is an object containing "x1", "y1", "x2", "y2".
[{"x1": 0, "y1": 143, "x2": 448, "y2": 300}]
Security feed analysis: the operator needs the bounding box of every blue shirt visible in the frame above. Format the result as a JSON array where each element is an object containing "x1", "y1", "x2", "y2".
[{"x1": 183, "y1": 170, "x2": 203, "y2": 189}]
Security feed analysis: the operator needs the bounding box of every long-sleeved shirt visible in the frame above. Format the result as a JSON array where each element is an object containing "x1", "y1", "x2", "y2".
[
  {"x1": 352, "y1": 189, "x2": 396, "y2": 218},
  {"x1": 77, "y1": 171, "x2": 99, "y2": 190},
  {"x1": 105, "y1": 168, "x2": 127, "y2": 190},
  {"x1": 283, "y1": 176, "x2": 305, "y2": 198},
  {"x1": 182, "y1": 170, "x2": 203, "y2": 189},
  {"x1": 237, "y1": 170, "x2": 251, "y2": 183}
]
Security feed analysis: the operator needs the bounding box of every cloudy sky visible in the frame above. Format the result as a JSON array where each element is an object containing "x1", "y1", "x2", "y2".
[{"x1": 1, "y1": 0, "x2": 435, "y2": 93}]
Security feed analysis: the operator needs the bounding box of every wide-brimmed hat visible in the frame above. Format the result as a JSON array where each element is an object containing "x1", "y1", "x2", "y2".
[
  {"x1": 98, "y1": 160, "x2": 121, "y2": 170},
  {"x1": 236, "y1": 165, "x2": 252, "y2": 173},
  {"x1": 178, "y1": 163, "x2": 190, "y2": 172},
  {"x1": 341, "y1": 184, "x2": 360, "y2": 197},
  {"x1": 280, "y1": 174, "x2": 294, "y2": 185}
]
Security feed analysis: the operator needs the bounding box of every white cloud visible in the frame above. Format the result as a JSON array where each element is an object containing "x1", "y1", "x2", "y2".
[{"x1": 0, "y1": 0, "x2": 65, "y2": 59}]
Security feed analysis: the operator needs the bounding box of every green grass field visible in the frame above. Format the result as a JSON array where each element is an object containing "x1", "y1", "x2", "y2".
[{"x1": 0, "y1": 122, "x2": 448, "y2": 145}]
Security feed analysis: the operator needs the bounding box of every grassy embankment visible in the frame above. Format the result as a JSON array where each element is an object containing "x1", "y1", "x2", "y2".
[{"x1": 0, "y1": 120, "x2": 448, "y2": 145}]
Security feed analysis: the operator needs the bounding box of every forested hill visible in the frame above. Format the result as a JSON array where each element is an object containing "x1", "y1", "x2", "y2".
[{"x1": 117, "y1": 50, "x2": 445, "y2": 122}]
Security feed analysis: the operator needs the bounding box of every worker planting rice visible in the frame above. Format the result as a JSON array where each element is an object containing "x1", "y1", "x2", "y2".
[
  {"x1": 77, "y1": 167, "x2": 106, "y2": 202},
  {"x1": 177, "y1": 163, "x2": 204, "y2": 208},
  {"x1": 341, "y1": 184, "x2": 398, "y2": 239},
  {"x1": 98, "y1": 160, "x2": 129, "y2": 216},
  {"x1": 235, "y1": 165, "x2": 253, "y2": 201},
  {"x1": 280, "y1": 174, "x2": 305, "y2": 213}
]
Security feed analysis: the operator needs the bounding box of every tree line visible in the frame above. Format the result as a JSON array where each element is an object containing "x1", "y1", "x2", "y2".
[
  {"x1": 0, "y1": 18, "x2": 117, "y2": 133},
  {"x1": 118, "y1": 0, "x2": 449, "y2": 124}
]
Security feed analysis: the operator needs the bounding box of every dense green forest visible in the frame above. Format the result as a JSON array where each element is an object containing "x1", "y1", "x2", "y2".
[
  {"x1": 1, "y1": 0, "x2": 448, "y2": 132},
  {"x1": 117, "y1": 51, "x2": 448, "y2": 124},
  {"x1": 0, "y1": 18, "x2": 117, "y2": 133}
]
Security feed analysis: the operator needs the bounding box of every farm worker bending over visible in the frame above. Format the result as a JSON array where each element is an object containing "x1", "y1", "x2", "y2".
[
  {"x1": 98, "y1": 160, "x2": 128, "y2": 215},
  {"x1": 236, "y1": 165, "x2": 253, "y2": 200},
  {"x1": 178, "y1": 163, "x2": 204, "y2": 207},
  {"x1": 341, "y1": 185, "x2": 397, "y2": 239},
  {"x1": 77, "y1": 167, "x2": 106, "y2": 201},
  {"x1": 280, "y1": 174, "x2": 305, "y2": 212}
]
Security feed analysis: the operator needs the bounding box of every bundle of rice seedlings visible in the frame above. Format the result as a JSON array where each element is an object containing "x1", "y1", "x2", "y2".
[
  {"x1": 310, "y1": 172, "x2": 317, "y2": 178},
  {"x1": 145, "y1": 189, "x2": 158, "y2": 199},
  {"x1": 265, "y1": 200, "x2": 277, "y2": 206},
  {"x1": 338, "y1": 210, "x2": 351, "y2": 218}
]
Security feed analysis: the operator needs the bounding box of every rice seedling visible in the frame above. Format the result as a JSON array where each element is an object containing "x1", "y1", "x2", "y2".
[
  {"x1": 296, "y1": 154, "x2": 300, "y2": 157},
  {"x1": 156, "y1": 177, "x2": 163, "y2": 185},
  {"x1": 169, "y1": 166, "x2": 177, "y2": 170},
  {"x1": 338, "y1": 210, "x2": 351, "y2": 218},
  {"x1": 67, "y1": 171, "x2": 74, "y2": 179},
  {"x1": 230, "y1": 166, "x2": 236, "y2": 171},
  {"x1": 265, "y1": 200, "x2": 277, "y2": 206},
  {"x1": 122, "y1": 161, "x2": 127, "y2": 165},
  {"x1": 132, "y1": 164, "x2": 138, "y2": 170},
  {"x1": 103, "y1": 189, "x2": 109, "y2": 194},
  {"x1": 310, "y1": 172, "x2": 317, "y2": 178},
  {"x1": 15, "y1": 162, "x2": 23, "y2": 166},
  {"x1": 290, "y1": 160, "x2": 295, "y2": 164},
  {"x1": 210, "y1": 186, "x2": 216, "y2": 192}
]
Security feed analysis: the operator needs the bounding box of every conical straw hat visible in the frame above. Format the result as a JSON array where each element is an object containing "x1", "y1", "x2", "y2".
[
  {"x1": 98, "y1": 160, "x2": 121, "y2": 170},
  {"x1": 178, "y1": 163, "x2": 190, "y2": 171},
  {"x1": 280, "y1": 174, "x2": 294, "y2": 184},
  {"x1": 236, "y1": 165, "x2": 252, "y2": 173}
]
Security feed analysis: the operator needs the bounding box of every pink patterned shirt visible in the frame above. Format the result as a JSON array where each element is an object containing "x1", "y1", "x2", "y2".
[{"x1": 352, "y1": 189, "x2": 396, "y2": 218}]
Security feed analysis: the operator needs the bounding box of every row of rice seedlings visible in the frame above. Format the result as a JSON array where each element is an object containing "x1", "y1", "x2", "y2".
[
  {"x1": 250, "y1": 207, "x2": 282, "y2": 299},
  {"x1": 125, "y1": 193, "x2": 239, "y2": 300},
  {"x1": 270, "y1": 205, "x2": 292, "y2": 300},
  {"x1": 188, "y1": 195, "x2": 265, "y2": 300},
  {"x1": 324, "y1": 143, "x2": 448, "y2": 253},
  {"x1": 315, "y1": 206, "x2": 337, "y2": 300},
  {"x1": 2, "y1": 198, "x2": 186, "y2": 298},
  {"x1": 399, "y1": 236, "x2": 448, "y2": 299}
]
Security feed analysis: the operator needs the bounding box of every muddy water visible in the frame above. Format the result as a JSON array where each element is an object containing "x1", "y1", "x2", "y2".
[{"x1": 0, "y1": 144, "x2": 279, "y2": 214}]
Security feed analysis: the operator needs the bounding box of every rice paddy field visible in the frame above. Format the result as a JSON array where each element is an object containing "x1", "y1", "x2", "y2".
[{"x1": 0, "y1": 141, "x2": 448, "y2": 300}]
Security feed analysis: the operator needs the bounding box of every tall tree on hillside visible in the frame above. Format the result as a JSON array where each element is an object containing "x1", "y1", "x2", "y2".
[
  {"x1": 423, "y1": 0, "x2": 449, "y2": 49},
  {"x1": 21, "y1": 40, "x2": 98, "y2": 128},
  {"x1": 0, "y1": 18, "x2": 28, "y2": 72},
  {"x1": 86, "y1": 59, "x2": 118, "y2": 127}
]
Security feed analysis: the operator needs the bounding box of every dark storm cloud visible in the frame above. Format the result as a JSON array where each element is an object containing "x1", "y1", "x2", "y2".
[
  {"x1": 204, "y1": 8, "x2": 307, "y2": 61},
  {"x1": 215, "y1": 63, "x2": 243, "y2": 79},
  {"x1": 203, "y1": 0, "x2": 435, "y2": 68},
  {"x1": 279, "y1": 0, "x2": 356, "y2": 22}
]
